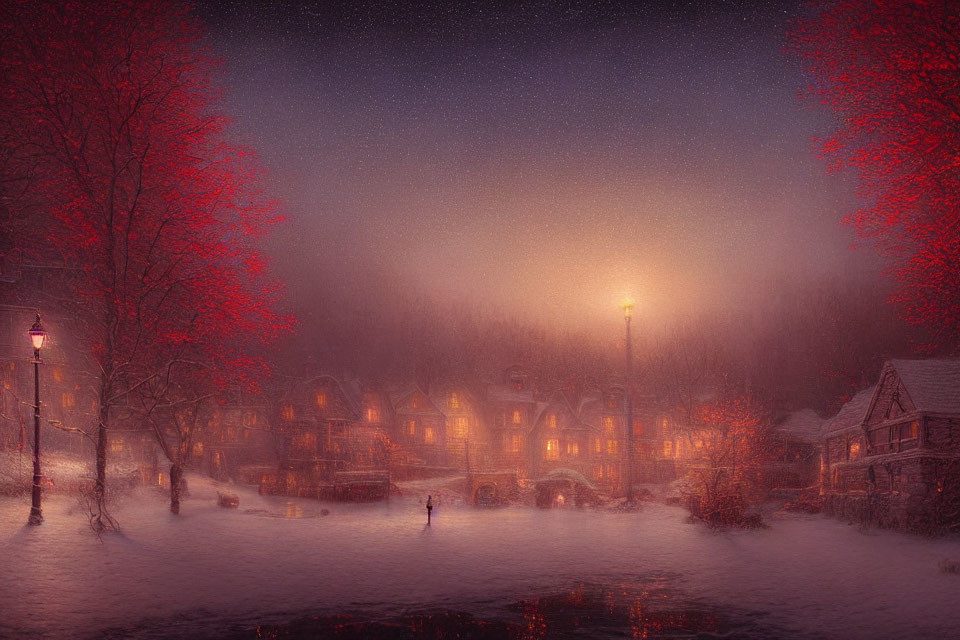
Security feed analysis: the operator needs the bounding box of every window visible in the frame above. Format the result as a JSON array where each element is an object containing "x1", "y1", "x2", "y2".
[
  {"x1": 412, "y1": 395, "x2": 420, "y2": 409},
  {"x1": 61, "y1": 392, "x2": 75, "y2": 409},
  {"x1": 548, "y1": 414, "x2": 557, "y2": 429},
  {"x1": 242, "y1": 412, "x2": 258, "y2": 427},
  {"x1": 848, "y1": 440, "x2": 861, "y2": 460},
  {"x1": 281, "y1": 405, "x2": 294, "y2": 421},
  {"x1": 594, "y1": 438, "x2": 602, "y2": 453},
  {"x1": 607, "y1": 439, "x2": 619, "y2": 455},
  {"x1": 634, "y1": 419, "x2": 643, "y2": 437},
  {"x1": 906, "y1": 421, "x2": 918, "y2": 439},
  {"x1": 192, "y1": 442, "x2": 204, "y2": 456},
  {"x1": 453, "y1": 416, "x2": 468, "y2": 438},
  {"x1": 566, "y1": 442, "x2": 579, "y2": 456},
  {"x1": 675, "y1": 440, "x2": 682, "y2": 458},
  {"x1": 52, "y1": 368, "x2": 63, "y2": 383},
  {"x1": 663, "y1": 440, "x2": 673, "y2": 457},
  {"x1": 506, "y1": 434, "x2": 521, "y2": 453},
  {"x1": 110, "y1": 439, "x2": 124, "y2": 454},
  {"x1": 316, "y1": 392, "x2": 327, "y2": 408},
  {"x1": 450, "y1": 392, "x2": 460, "y2": 409},
  {"x1": 512, "y1": 410, "x2": 522, "y2": 424},
  {"x1": 424, "y1": 427, "x2": 436, "y2": 444},
  {"x1": 603, "y1": 416, "x2": 615, "y2": 434},
  {"x1": 545, "y1": 439, "x2": 559, "y2": 460},
  {"x1": 366, "y1": 407, "x2": 380, "y2": 423},
  {"x1": 407, "y1": 420, "x2": 416, "y2": 436}
]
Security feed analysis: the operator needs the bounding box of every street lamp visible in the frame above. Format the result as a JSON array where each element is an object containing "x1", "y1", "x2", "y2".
[
  {"x1": 620, "y1": 298, "x2": 635, "y2": 503},
  {"x1": 28, "y1": 313, "x2": 46, "y2": 526}
]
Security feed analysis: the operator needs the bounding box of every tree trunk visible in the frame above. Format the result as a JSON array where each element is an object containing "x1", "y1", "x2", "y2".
[
  {"x1": 170, "y1": 462, "x2": 182, "y2": 514},
  {"x1": 93, "y1": 398, "x2": 109, "y2": 530}
]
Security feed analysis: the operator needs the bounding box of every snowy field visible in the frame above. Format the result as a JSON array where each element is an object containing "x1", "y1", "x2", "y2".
[{"x1": 1, "y1": 479, "x2": 959, "y2": 639}]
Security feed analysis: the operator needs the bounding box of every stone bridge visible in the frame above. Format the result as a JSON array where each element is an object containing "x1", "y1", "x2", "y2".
[{"x1": 466, "y1": 471, "x2": 519, "y2": 506}]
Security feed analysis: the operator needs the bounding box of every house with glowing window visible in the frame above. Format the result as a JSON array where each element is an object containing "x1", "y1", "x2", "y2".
[
  {"x1": 529, "y1": 390, "x2": 592, "y2": 481},
  {"x1": 391, "y1": 386, "x2": 448, "y2": 468},
  {"x1": 431, "y1": 386, "x2": 487, "y2": 470},
  {"x1": 822, "y1": 360, "x2": 960, "y2": 531},
  {"x1": 484, "y1": 366, "x2": 540, "y2": 475},
  {"x1": 270, "y1": 375, "x2": 389, "y2": 499},
  {"x1": 576, "y1": 387, "x2": 625, "y2": 492},
  {"x1": 196, "y1": 394, "x2": 274, "y2": 483}
]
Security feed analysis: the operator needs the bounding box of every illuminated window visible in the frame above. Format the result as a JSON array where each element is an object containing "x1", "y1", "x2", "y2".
[
  {"x1": 412, "y1": 395, "x2": 420, "y2": 409},
  {"x1": 293, "y1": 432, "x2": 316, "y2": 451},
  {"x1": 634, "y1": 419, "x2": 643, "y2": 437},
  {"x1": 193, "y1": 442, "x2": 204, "y2": 456},
  {"x1": 316, "y1": 392, "x2": 327, "y2": 408},
  {"x1": 242, "y1": 412, "x2": 257, "y2": 427},
  {"x1": 594, "y1": 465, "x2": 604, "y2": 480},
  {"x1": 424, "y1": 427, "x2": 436, "y2": 444},
  {"x1": 408, "y1": 420, "x2": 416, "y2": 436},
  {"x1": 545, "y1": 439, "x2": 559, "y2": 460},
  {"x1": 663, "y1": 440, "x2": 673, "y2": 457},
  {"x1": 908, "y1": 421, "x2": 918, "y2": 439},
  {"x1": 594, "y1": 438, "x2": 602, "y2": 453},
  {"x1": 453, "y1": 416, "x2": 468, "y2": 438},
  {"x1": 512, "y1": 410, "x2": 521, "y2": 424},
  {"x1": 506, "y1": 434, "x2": 521, "y2": 453},
  {"x1": 110, "y1": 439, "x2": 124, "y2": 454},
  {"x1": 548, "y1": 414, "x2": 557, "y2": 429},
  {"x1": 675, "y1": 440, "x2": 683, "y2": 458},
  {"x1": 366, "y1": 407, "x2": 380, "y2": 423},
  {"x1": 603, "y1": 416, "x2": 615, "y2": 434},
  {"x1": 244, "y1": 429, "x2": 251, "y2": 440},
  {"x1": 566, "y1": 442, "x2": 579, "y2": 456},
  {"x1": 607, "y1": 439, "x2": 619, "y2": 455},
  {"x1": 848, "y1": 440, "x2": 861, "y2": 460},
  {"x1": 61, "y1": 392, "x2": 75, "y2": 409},
  {"x1": 52, "y1": 368, "x2": 63, "y2": 383},
  {"x1": 450, "y1": 392, "x2": 460, "y2": 409},
  {"x1": 281, "y1": 405, "x2": 294, "y2": 421}
]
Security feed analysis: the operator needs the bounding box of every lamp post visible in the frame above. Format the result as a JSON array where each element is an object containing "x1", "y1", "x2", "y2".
[
  {"x1": 28, "y1": 313, "x2": 47, "y2": 526},
  {"x1": 621, "y1": 298, "x2": 635, "y2": 503}
]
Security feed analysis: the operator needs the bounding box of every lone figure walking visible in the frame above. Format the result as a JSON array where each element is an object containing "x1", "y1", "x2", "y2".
[{"x1": 426, "y1": 494, "x2": 433, "y2": 525}]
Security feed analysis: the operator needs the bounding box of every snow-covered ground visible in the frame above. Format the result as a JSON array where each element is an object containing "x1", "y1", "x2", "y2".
[{"x1": 1, "y1": 477, "x2": 959, "y2": 639}]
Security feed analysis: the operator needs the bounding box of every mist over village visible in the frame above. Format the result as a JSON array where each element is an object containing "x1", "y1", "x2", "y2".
[{"x1": 2, "y1": 1, "x2": 960, "y2": 639}]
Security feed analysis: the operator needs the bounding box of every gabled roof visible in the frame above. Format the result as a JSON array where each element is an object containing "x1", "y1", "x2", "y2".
[
  {"x1": 822, "y1": 385, "x2": 875, "y2": 436},
  {"x1": 775, "y1": 409, "x2": 822, "y2": 443},
  {"x1": 889, "y1": 359, "x2": 960, "y2": 415}
]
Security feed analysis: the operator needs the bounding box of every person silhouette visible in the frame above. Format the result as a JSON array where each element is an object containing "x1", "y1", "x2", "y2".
[{"x1": 426, "y1": 494, "x2": 433, "y2": 525}]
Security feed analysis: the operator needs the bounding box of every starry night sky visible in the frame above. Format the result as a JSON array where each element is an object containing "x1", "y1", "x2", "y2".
[{"x1": 194, "y1": 0, "x2": 871, "y2": 332}]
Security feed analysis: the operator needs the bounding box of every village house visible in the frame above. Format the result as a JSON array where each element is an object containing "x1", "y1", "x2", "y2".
[
  {"x1": 390, "y1": 385, "x2": 448, "y2": 469},
  {"x1": 269, "y1": 375, "x2": 389, "y2": 500},
  {"x1": 765, "y1": 409, "x2": 822, "y2": 490},
  {"x1": 822, "y1": 360, "x2": 960, "y2": 532},
  {"x1": 484, "y1": 366, "x2": 540, "y2": 476}
]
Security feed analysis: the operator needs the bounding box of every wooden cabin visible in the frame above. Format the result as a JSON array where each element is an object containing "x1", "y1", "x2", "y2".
[{"x1": 822, "y1": 360, "x2": 960, "y2": 532}]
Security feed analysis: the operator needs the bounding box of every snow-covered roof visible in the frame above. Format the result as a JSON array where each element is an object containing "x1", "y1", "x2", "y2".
[
  {"x1": 822, "y1": 386, "x2": 875, "y2": 436},
  {"x1": 890, "y1": 359, "x2": 960, "y2": 415},
  {"x1": 775, "y1": 409, "x2": 823, "y2": 443}
]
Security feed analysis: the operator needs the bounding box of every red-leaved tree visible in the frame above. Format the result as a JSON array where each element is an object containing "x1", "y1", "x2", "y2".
[
  {"x1": 1, "y1": 0, "x2": 290, "y2": 530},
  {"x1": 793, "y1": 1, "x2": 960, "y2": 352}
]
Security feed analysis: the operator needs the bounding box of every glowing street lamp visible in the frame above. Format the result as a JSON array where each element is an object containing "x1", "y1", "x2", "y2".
[
  {"x1": 28, "y1": 313, "x2": 46, "y2": 526},
  {"x1": 620, "y1": 297, "x2": 635, "y2": 503}
]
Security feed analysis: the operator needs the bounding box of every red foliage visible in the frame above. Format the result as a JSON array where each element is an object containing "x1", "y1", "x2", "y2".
[
  {"x1": 793, "y1": 1, "x2": 960, "y2": 352},
  {"x1": 1, "y1": 0, "x2": 291, "y2": 388}
]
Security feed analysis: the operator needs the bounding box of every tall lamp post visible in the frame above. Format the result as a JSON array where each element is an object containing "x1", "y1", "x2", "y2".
[
  {"x1": 621, "y1": 298, "x2": 635, "y2": 503},
  {"x1": 28, "y1": 313, "x2": 46, "y2": 526}
]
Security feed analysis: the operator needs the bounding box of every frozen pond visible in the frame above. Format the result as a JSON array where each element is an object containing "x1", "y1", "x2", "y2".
[{"x1": 2, "y1": 481, "x2": 959, "y2": 639}]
